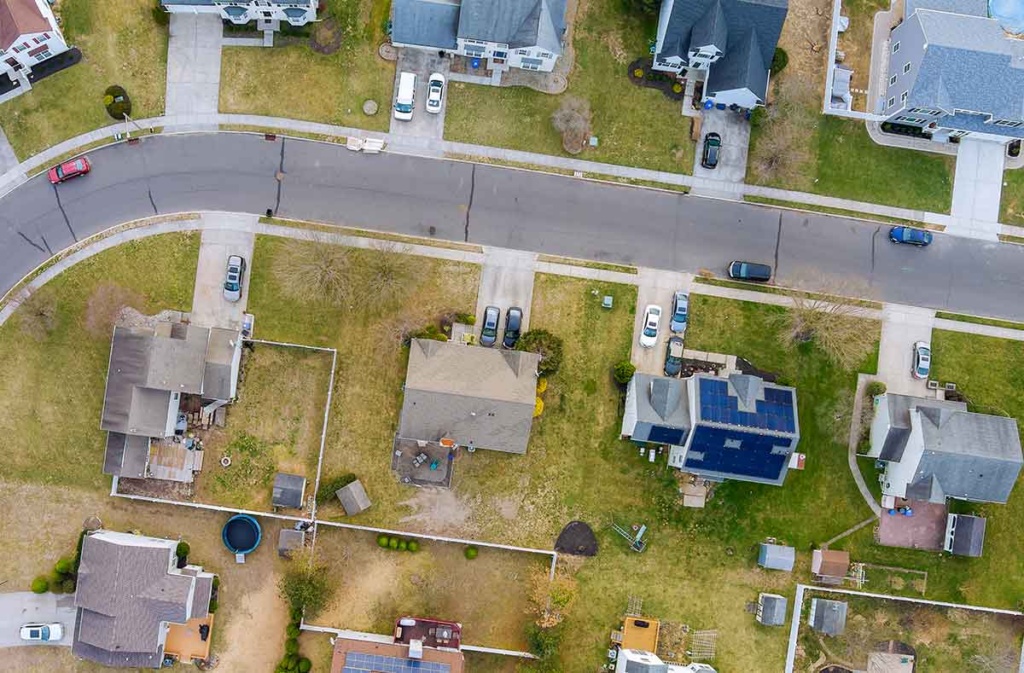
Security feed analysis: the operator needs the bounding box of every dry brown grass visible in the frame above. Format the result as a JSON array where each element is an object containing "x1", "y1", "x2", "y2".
[{"x1": 84, "y1": 282, "x2": 144, "y2": 337}]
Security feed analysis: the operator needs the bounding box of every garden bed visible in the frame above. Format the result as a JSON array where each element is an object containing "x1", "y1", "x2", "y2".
[{"x1": 627, "y1": 58, "x2": 685, "y2": 101}]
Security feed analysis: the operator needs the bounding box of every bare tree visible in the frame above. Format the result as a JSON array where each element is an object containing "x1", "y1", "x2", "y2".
[
  {"x1": 273, "y1": 235, "x2": 352, "y2": 305},
  {"x1": 15, "y1": 291, "x2": 58, "y2": 339},
  {"x1": 771, "y1": 279, "x2": 879, "y2": 371},
  {"x1": 551, "y1": 96, "x2": 592, "y2": 154},
  {"x1": 750, "y1": 77, "x2": 817, "y2": 184},
  {"x1": 349, "y1": 240, "x2": 416, "y2": 312}
]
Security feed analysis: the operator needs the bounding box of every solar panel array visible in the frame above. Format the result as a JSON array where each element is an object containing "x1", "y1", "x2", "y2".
[
  {"x1": 342, "y1": 653, "x2": 451, "y2": 673},
  {"x1": 698, "y1": 379, "x2": 796, "y2": 434},
  {"x1": 685, "y1": 427, "x2": 790, "y2": 480},
  {"x1": 648, "y1": 425, "x2": 687, "y2": 445}
]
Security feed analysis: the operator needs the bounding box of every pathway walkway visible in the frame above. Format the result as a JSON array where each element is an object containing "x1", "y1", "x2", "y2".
[
  {"x1": 0, "y1": 125, "x2": 19, "y2": 176},
  {"x1": 164, "y1": 14, "x2": 223, "y2": 130}
]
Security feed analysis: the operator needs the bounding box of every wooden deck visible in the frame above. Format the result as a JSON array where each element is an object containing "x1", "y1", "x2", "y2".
[
  {"x1": 147, "y1": 441, "x2": 203, "y2": 483},
  {"x1": 164, "y1": 613, "x2": 214, "y2": 663}
]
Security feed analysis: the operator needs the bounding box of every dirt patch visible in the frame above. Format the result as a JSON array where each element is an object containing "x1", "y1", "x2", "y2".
[
  {"x1": 215, "y1": 579, "x2": 289, "y2": 671},
  {"x1": 310, "y1": 18, "x2": 342, "y2": 55},
  {"x1": 398, "y1": 488, "x2": 475, "y2": 535},
  {"x1": 495, "y1": 497, "x2": 521, "y2": 521},
  {"x1": 775, "y1": 0, "x2": 832, "y2": 91},
  {"x1": 605, "y1": 31, "x2": 628, "y2": 64},
  {"x1": 84, "y1": 282, "x2": 144, "y2": 336}
]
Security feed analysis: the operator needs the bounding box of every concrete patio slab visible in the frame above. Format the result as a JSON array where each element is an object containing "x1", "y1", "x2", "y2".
[{"x1": 877, "y1": 498, "x2": 946, "y2": 551}]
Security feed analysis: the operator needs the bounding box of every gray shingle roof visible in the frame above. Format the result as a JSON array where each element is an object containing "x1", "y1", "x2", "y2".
[
  {"x1": 691, "y1": 0, "x2": 729, "y2": 52},
  {"x1": 633, "y1": 374, "x2": 691, "y2": 429},
  {"x1": 905, "y1": 0, "x2": 986, "y2": 15},
  {"x1": 103, "y1": 432, "x2": 151, "y2": 478},
  {"x1": 272, "y1": 473, "x2": 306, "y2": 509},
  {"x1": 706, "y1": 29, "x2": 769, "y2": 100},
  {"x1": 457, "y1": 0, "x2": 566, "y2": 53},
  {"x1": 809, "y1": 598, "x2": 847, "y2": 636},
  {"x1": 904, "y1": 9, "x2": 1024, "y2": 126},
  {"x1": 336, "y1": 479, "x2": 372, "y2": 515},
  {"x1": 758, "y1": 593, "x2": 788, "y2": 626},
  {"x1": 948, "y1": 513, "x2": 986, "y2": 557},
  {"x1": 758, "y1": 543, "x2": 795, "y2": 571},
  {"x1": 74, "y1": 531, "x2": 208, "y2": 668},
  {"x1": 391, "y1": 0, "x2": 460, "y2": 49},
  {"x1": 878, "y1": 394, "x2": 966, "y2": 462},
  {"x1": 398, "y1": 340, "x2": 540, "y2": 454}
]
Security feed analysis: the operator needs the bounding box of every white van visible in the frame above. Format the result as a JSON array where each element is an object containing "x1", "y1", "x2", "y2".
[{"x1": 393, "y1": 72, "x2": 416, "y2": 121}]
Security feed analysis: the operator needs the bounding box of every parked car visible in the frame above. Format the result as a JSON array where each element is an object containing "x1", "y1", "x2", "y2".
[
  {"x1": 889, "y1": 226, "x2": 933, "y2": 247},
  {"x1": 664, "y1": 336, "x2": 684, "y2": 377},
  {"x1": 669, "y1": 291, "x2": 689, "y2": 333},
  {"x1": 701, "y1": 133, "x2": 721, "y2": 169},
  {"x1": 393, "y1": 71, "x2": 416, "y2": 121},
  {"x1": 727, "y1": 261, "x2": 772, "y2": 282},
  {"x1": 47, "y1": 156, "x2": 91, "y2": 184},
  {"x1": 502, "y1": 306, "x2": 523, "y2": 349},
  {"x1": 20, "y1": 623, "x2": 63, "y2": 642},
  {"x1": 480, "y1": 305, "x2": 500, "y2": 347},
  {"x1": 912, "y1": 341, "x2": 931, "y2": 380},
  {"x1": 223, "y1": 255, "x2": 246, "y2": 303},
  {"x1": 426, "y1": 73, "x2": 446, "y2": 114},
  {"x1": 639, "y1": 305, "x2": 662, "y2": 348}
]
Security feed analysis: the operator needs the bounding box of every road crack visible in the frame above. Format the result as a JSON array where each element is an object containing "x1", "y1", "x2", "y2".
[
  {"x1": 274, "y1": 137, "x2": 286, "y2": 216},
  {"x1": 51, "y1": 184, "x2": 78, "y2": 242},
  {"x1": 773, "y1": 212, "x2": 782, "y2": 274},
  {"x1": 17, "y1": 231, "x2": 46, "y2": 253},
  {"x1": 464, "y1": 163, "x2": 476, "y2": 242}
]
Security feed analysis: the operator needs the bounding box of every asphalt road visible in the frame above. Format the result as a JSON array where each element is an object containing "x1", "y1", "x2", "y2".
[{"x1": 3, "y1": 133, "x2": 1023, "y2": 319}]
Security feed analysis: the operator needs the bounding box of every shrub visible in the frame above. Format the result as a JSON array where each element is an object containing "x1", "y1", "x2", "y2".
[
  {"x1": 377, "y1": 534, "x2": 390, "y2": 548},
  {"x1": 407, "y1": 540, "x2": 420, "y2": 553},
  {"x1": 534, "y1": 398, "x2": 545, "y2": 417},
  {"x1": 62, "y1": 578, "x2": 76, "y2": 594},
  {"x1": 212, "y1": 576, "x2": 220, "y2": 590},
  {"x1": 316, "y1": 472, "x2": 357, "y2": 505},
  {"x1": 279, "y1": 565, "x2": 336, "y2": 621},
  {"x1": 388, "y1": 537, "x2": 399, "y2": 550},
  {"x1": 866, "y1": 381, "x2": 887, "y2": 398},
  {"x1": 526, "y1": 623, "x2": 564, "y2": 659},
  {"x1": 291, "y1": 607, "x2": 304, "y2": 622},
  {"x1": 536, "y1": 377, "x2": 548, "y2": 394},
  {"x1": 50, "y1": 577, "x2": 65, "y2": 594},
  {"x1": 749, "y1": 105, "x2": 767, "y2": 129},
  {"x1": 455, "y1": 312, "x2": 475, "y2": 325},
  {"x1": 464, "y1": 546, "x2": 479, "y2": 560},
  {"x1": 771, "y1": 47, "x2": 788, "y2": 74},
  {"x1": 286, "y1": 623, "x2": 301, "y2": 639},
  {"x1": 176, "y1": 541, "x2": 190, "y2": 559},
  {"x1": 208, "y1": 599, "x2": 218, "y2": 613},
  {"x1": 398, "y1": 540, "x2": 408, "y2": 551},
  {"x1": 517, "y1": 329, "x2": 564, "y2": 376},
  {"x1": 298, "y1": 658, "x2": 312, "y2": 673},
  {"x1": 633, "y1": 67, "x2": 644, "y2": 78},
  {"x1": 407, "y1": 322, "x2": 448, "y2": 343},
  {"x1": 285, "y1": 638, "x2": 300, "y2": 655},
  {"x1": 151, "y1": 0, "x2": 170, "y2": 26},
  {"x1": 31, "y1": 577, "x2": 49, "y2": 594},
  {"x1": 672, "y1": 83, "x2": 683, "y2": 94},
  {"x1": 54, "y1": 557, "x2": 75, "y2": 576},
  {"x1": 613, "y1": 360, "x2": 636, "y2": 385}
]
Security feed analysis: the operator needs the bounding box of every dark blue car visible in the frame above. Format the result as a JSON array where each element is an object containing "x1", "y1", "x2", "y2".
[{"x1": 889, "y1": 226, "x2": 933, "y2": 247}]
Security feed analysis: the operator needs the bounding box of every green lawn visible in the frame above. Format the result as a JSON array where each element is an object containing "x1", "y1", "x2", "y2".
[
  {"x1": 0, "y1": 233, "x2": 198, "y2": 490},
  {"x1": 1001, "y1": 168, "x2": 1024, "y2": 226},
  {"x1": 444, "y1": 0, "x2": 695, "y2": 173},
  {"x1": 0, "y1": 0, "x2": 168, "y2": 160},
  {"x1": 219, "y1": 0, "x2": 393, "y2": 132}
]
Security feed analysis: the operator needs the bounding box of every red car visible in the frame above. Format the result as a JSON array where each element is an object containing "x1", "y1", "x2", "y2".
[{"x1": 47, "y1": 156, "x2": 91, "y2": 184}]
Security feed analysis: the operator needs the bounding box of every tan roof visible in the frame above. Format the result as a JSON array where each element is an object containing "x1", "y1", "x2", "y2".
[
  {"x1": 0, "y1": 0, "x2": 51, "y2": 51},
  {"x1": 812, "y1": 549, "x2": 850, "y2": 577},
  {"x1": 404, "y1": 339, "x2": 539, "y2": 403}
]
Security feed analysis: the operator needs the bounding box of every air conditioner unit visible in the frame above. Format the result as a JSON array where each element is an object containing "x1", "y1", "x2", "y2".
[
  {"x1": 926, "y1": 380, "x2": 939, "y2": 390},
  {"x1": 944, "y1": 382, "x2": 957, "y2": 391}
]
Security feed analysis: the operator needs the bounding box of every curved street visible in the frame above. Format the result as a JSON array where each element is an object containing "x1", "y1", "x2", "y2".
[{"x1": 2, "y1": 132, "x2": 1023, "y2": 319}]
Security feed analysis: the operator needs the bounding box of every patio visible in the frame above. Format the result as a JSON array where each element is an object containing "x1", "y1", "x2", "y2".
[
  {"x1": 391, "y1": 437, "x2": 455, "y2": 488},
  {"x1": 876, "y1": 498, "x2": 947, "y2": 551},
  {"x1": 164, "y1": 613, "x2": 214, "y2": 663}
]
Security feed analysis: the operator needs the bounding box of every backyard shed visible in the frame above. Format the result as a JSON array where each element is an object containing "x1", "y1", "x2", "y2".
[
  {"x1": 811, "y1": 549, "x2": 850, "y2": 584},
  {"x1": 758, "y1": 543, "x2": 795, "y2": 571},
  {"x1": 336, "y1": 479, "x2": 371, "y2": 516},
  {"x1": 756, "y1": 593, "x2": 787, "y2": 626},
  {"x1": 272, "y1": 473, "x2": 306, "y2": 509},
  {"x1": 808, "y1": 598, "x2": 848, "y2": 636},
  {"x1": 944, "y1": 513, "x2": 986, "y2": 557},
  {"x1": 278, "y1": 528, "x2": 305, "y2": 558}
]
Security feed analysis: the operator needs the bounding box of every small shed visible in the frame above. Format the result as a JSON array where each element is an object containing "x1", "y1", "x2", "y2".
[
  {"x1": 756, "y1": 593, "x2": 788, "y2": 627},
  {"x1": 944, "y1": 513, "x2": 986, "y2": 557},
  {"x1": 336, "y1": 479, "x2": 371, "y2": 515},
  {"x1": 272, "y1": 473, "x2": 306, "y2": 509},
  {"x1": 808, "y1": 598, "x2": 848, "y2": 636},
  {"x1": 278, "y1": 528, "x2": 305, "y2": 558},
  {"x1": 811, "y1": 549, "x2": 850, "y2": 584},
  {"x1": 758, "y1": 543, "x2": 795, "y2": 571}
]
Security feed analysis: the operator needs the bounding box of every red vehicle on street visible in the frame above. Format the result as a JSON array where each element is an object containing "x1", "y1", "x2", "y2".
[{"x1": 48, "y1": 156, "x2": 91, "y2": 184}]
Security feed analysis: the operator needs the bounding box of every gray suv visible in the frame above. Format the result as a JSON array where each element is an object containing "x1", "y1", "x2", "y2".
[
  {"x1": 480, "y1": 306, "x2": 500, "y2": 347},
  {"x1": 223, "y1": 255, "x2": 246, "y2": 302}
]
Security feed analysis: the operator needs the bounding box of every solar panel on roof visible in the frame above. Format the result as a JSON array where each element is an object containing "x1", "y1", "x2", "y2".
[
  {"x1": 698, "y1": 377, "x2": 796, "y2": 434},
  {"x1": 342, "y1": 653, "x2": 452, "y2": 673}
]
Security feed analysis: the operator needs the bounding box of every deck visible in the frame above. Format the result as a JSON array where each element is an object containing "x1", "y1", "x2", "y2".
[
  {"x1": 164, "y1": 613, "x2": 214, "y2": 663},
  {"x1": 147, "y1": 440, "x2": 204, "y2": 483}
]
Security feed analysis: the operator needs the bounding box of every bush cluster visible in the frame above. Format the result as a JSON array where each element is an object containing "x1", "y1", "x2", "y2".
[
  {"x1": 613, "y1": 360, "x2": 636, "y2": 385},
  {"x1": 48, "y1": 555, "x2": 77, "y2": 594},
  {"x1": 464, "y1": 546, "x2": 479, "y2": 560},
  {"x1": 866, "y1": 381, "x2": 887, "y2": 398},
  {"x1": 376, "y1": 534, "x2": 420, "y2": 552},
  {"x1": 516, "y1": 329, "x2": 564, "y2": 376},
  {"x1": 103, "y1": 85, "x2": 132, "y2": 120}
]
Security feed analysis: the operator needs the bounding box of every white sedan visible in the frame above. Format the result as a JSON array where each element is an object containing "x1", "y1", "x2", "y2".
[
  {"x1": 639, "y1": 305, "x2": 662, "y2": 348},
  {"x1": 426, "y1": 73, "x2": 446, "y2": 114},
  {"x1": 21, "y1": 623, "x2": 63, "y2": 643}
]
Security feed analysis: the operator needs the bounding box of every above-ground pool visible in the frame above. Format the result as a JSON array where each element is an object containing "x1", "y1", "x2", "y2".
[
  {"x1": 991, "y1": 0, "x2": 1024, "y2": 34},
  {"x1": 222, "y1": 514, "x2": 262, "y2": 555}
]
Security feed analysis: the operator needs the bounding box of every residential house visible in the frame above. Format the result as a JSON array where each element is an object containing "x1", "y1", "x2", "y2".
[
  {"x1": 396, "y1": 339, "x2": 541, "y2": 454},
  {"x1": 391, "y1": 0, "x2": 568, "y2": 73},
  {"x1": 652, "y1": 0, "x2": 788, "y2": 109},
  {"x1": 72, "y1": 530, "x2": 216, "y2": 669},
  {"x1": 100, "y1": 322, "x2": 243, "y2": 480},
  {"x1": 757, "y1": 542, "x2": 795, "y2": 571},
  {"x1": 868, "y1": 393, "x2": 1023, "y2": 505},
  {"x1": 330, "y1": 616, "x2": 464, "y2": 673},
  {"x1": 808, "y1": 598, "x2": 847, "y2": 636},
  {"x1": 881, "y1": 0, "x2": 1024, "y2": 144},
  {"x1": 0, "y1": 0, "x2": 68, "y2": 82},
  {"x1": 621, "y1": 372, "x2": 800, "y2": 486},
  {"x1": 615, "y1": 649, "x2": 717, "y2": 673},
  {"x1": 944, "y1": 512, "x2": 986, "y2": 557},
  {"x1": 159, "y1": 0, "x2": 317, "y2": 27},
  {"x1": 756, "y1": 593, "x2": 787, "y2": 626}
]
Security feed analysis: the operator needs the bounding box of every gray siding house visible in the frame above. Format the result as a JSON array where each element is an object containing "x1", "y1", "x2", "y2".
[
  {"x1": 868, "y1": 393, "x2": 1023, "y2": 504},
  {"x1": 882, "y1": 0, "x2": 1024, "y2": 144},
  {"x1": 392, "y1": 0, "x2": 568, "y2": 73},
  {"x1": 652, "y1": 0, "x2": 788, "y2": 109},
  {"x1": 159, "y1": 0, "x2": 317, "y2": 27}
]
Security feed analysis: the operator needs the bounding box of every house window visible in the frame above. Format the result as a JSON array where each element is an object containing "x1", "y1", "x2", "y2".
[
  {"x1": 994, "y1": 120, "x2": 1024, "y2": 128},
  {"x1": 903, "y1": 62, "x2": 911, "y2": 74},
  {"x1": 517, "y1": 49, "x2": 529, "y2": 55},
  {"x1": 35, "y1": 50, "x2": 50, "y2": 61},
  {"x1": 889, "y1": 74, "x2": 897, "y2": 86},
  {"x1": 887, "y1": 96, "x2": 896, "y2": 108},
  {"x1": 892, "y1": 41, "x2": 900, "y2": 53},
  {"x1": 538, "y1": 52, "x2": 552, "y2": 59},
  {"x1": 901, "y1": 91, "x2": 908, "y2": 104},
  {"x1": 42, "y1": 32, "x2": 49, "y2": 39},
  {"x1": 493, "y1": 50, "x2": 507, "y2": 58}
]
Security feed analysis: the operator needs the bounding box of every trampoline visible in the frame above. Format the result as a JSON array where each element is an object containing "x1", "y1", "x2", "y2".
[
  {"x1": 991, "y1": 0, "x2": 1024, "y2": 34},
  {"x1": 222, "y1": 514, "x2": 262, "y2": 555}
]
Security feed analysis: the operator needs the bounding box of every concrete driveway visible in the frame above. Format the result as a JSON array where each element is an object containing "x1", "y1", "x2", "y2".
[
  {"x1": 165, "y1": 14, "x2": 223, "y2": 123},
  {"x1": 949, "y1": 137, "x2": 1005, "y2": 240},
  {"x1": 691, "y1": 107, "x2": 750, "y2": 193},
  {"x1": 389, "y1": 49, "x2": 450, "y2": 140},
  {"x1": 0, "y1": 592, "x2": 77, "y2": 647},
  {"x1": 630, "y1": 269, "x2": 693, "y2": 375},
  {"x1": 190, "y1": 218, "x2": 256, "y2": 329},
  {"x1": 877, "y1": 304, "x2": 935, "y2": 396},
  {"x1": 474, "y1": 248, "x2": 536, "y2": 342}
]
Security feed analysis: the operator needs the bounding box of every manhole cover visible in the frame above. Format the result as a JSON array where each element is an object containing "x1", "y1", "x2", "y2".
[{"x1": 363, "y1": 99, "x2": 379, "y2": 116}]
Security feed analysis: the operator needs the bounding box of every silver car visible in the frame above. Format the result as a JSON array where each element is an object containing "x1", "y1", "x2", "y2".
[
  {"x1": 21, "y1": 623, "x2": 63, "y2": 642},
  {"x1": 223, "y1": 255, "x2": 246, "y2": 303},
  {"x1": 480, "y1": 305, "x2": 500, "y2": 347}
]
